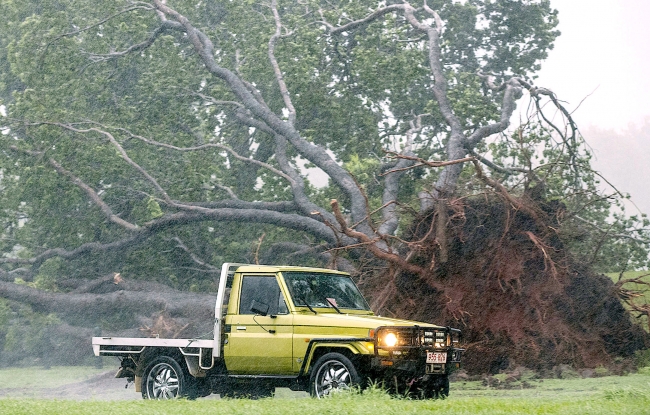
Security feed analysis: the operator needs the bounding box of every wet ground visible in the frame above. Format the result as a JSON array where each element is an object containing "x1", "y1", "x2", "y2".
[
  {"x1": 0, "y1": 367, "x2": 307, "y2": 401},
  {"x1": 0, "y1": 370, "x2": 139, "y2": 400}
]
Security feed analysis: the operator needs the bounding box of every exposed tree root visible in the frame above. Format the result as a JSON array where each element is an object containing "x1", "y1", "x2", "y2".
[{"x1": 359, "y1": 196, "x2": 649, "y2": 374}]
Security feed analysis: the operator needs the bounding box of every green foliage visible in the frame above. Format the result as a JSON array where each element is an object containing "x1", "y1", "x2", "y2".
[
  {"x1": 1, "y1": 301, "x2": 60, "y2": 363},
  {"x1": 32, "y1": 258, "x2": 64, "y2": 291},
  {"x1": 0, "y1": 300, "x2": 10, "y2": 329},
  {"x1": 1, "y1": 0, "x2": 639, "y2": 295},
  {"x1": 634, "y1": 348, "x2": 650, "y2": 369}
]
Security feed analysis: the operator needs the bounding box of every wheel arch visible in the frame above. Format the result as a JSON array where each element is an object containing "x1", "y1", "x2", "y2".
[
  {"x1": 135, "y1": 347, "x2": 187, "y2": 377},
  {"x1": 302, "y1": 341, "x2": 369, "y2": 377}
]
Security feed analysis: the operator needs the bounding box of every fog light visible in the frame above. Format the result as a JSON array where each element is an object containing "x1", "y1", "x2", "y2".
[{"x1": 384, "y1": 332, "x2": 398, "y2": 347}]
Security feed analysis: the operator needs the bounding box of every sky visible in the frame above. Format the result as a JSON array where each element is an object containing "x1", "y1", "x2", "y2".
[{"x1": 535, "y1": 0, "x2": 650, "y2": 215}]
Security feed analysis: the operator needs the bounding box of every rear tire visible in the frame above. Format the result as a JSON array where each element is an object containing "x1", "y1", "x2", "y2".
[
  {"x1": 141, "y1": 356, "x2": 197, "y2": 400},
  {"x1": 309, "y1": 352, "x2": 361, "y2": 398}
]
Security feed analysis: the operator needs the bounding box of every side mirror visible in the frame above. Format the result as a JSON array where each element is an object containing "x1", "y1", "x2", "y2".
[{"x1": 250, "y1": 300, "x2": 269, "y2": 316}]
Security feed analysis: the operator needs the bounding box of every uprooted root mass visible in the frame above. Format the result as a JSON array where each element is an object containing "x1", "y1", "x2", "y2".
[{"x1": 359, "y1": 196, "x2": 649, "y2": 374}]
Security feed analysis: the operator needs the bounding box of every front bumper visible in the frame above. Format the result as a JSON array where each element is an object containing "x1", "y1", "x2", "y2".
[{"x1": 371, "y1": 326, "x2": 464, "y2": 376}]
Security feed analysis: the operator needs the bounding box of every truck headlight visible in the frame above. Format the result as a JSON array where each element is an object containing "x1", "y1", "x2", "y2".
[{"x1": 383, "y1": 332, "x2": 398, "y2": 347}]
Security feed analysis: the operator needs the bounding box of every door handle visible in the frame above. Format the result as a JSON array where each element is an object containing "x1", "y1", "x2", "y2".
[{"x1": 236, "y1": 326, "x2": 246, "y2": 330}]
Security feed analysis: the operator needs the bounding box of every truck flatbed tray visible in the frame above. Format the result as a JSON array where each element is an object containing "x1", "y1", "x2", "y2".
[{"x1": 92, "y1": 337, "x2": 213, "y2": 356}]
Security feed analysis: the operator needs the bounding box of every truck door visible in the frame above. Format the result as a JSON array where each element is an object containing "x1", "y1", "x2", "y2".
[{"x1": 224, "y1": 274, "x2": 294, "y2": 374}]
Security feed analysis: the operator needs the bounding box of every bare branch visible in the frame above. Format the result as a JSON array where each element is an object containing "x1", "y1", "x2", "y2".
[
  {"x1": 171, "y1": 237, "x2": 220, "y2": 272},
  {"x1": 213, "y1": 183, "x2": 239, "y2": 200},
  {"x1": 574, "y1": 215, "x2": 650, "y2": 245},
  {"x1": 9, "y1": 145, "x2": 138, "y2": 230},
  {"x1": 468, "y1": 149, "x2": 532, "y2": 176},
  {"x1": 379, "y1": 114, "x2": 423, "y2": 235},
  {"x1": 48, "y1": 158, "x2": 139, "y2": 231},
  {"x1": 84, "y1": 22, "x2": 179, "y2": 63},
  {"x1": 0, "y1": 232, "x2": 150, "y2": 268},
  {"x1": 33, "y1": 121, "x2": 295, "y2": 192},
  {"x1": 35, "y1": 122, "x2": 174, "y2": 203},
  {"x1": 50, "y1": 5, "x2": 154, "y2": 42},
  {"x1": 381, "y1": 153, "x2": 475, "y2": 175},
  {"x1": 465, "y1": 78, "x2": 524, "y2": 148},
  {"x1": 325, "y1": 4, "x2": 405, "y2": 35},
  {"x1": 152, "y1": 0, "x2": 371, "y2": 231},
  {"x1": 0, "y1": 205, "x2": 343, "y2": 269},
  {"x1": 273, "y1": 135, "x2": 336, "y2": 224},
  {"x1": 331, "y1": 199, "x2": 440, "y2": 285},
  {"x1": 269, "y1": 0, "x2": 297, "y2": 126},
  {"x1": 182, "y1": 200, "x2": 295, "y2": 212},
  {"x1": 119, "y1": 127, "x2": 295, "y2": 185}
]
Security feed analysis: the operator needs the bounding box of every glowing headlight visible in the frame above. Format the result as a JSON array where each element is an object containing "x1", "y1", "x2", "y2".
[{"x1": 383, "y1": 332, "x2": 398, "y2": 347}]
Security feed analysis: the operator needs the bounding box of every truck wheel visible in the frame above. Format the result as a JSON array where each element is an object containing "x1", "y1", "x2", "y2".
[
  {"x1": 309, "y1": 352, "x2": 360, "y2": 398},
  {"x1": 142, "y1": 356, "x2": 193, "y2": 400},
  {"x1": 429, "y1": 375, "x2": 449, "y2": 399}
]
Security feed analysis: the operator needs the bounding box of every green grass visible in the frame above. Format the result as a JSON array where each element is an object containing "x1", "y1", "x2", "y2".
[
  {"x1": 0, "y1": 368, "x2": 649, "y2": 414},
  {"x1": 0, "y1": 388, "x2": 648, "y2": 415}
]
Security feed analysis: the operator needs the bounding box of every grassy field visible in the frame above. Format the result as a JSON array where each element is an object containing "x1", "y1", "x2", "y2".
[{"x1": 0, "y1": 367, "x2": 649, "y2": 414}]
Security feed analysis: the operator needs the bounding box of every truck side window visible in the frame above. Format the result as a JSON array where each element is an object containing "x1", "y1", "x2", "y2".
[{"x1": 239, "y1": 275, "x2": 287, "y2": 316}]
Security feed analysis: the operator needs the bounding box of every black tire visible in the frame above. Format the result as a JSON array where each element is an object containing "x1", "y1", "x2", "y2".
[
  {"x1": 309, "y1": 352, "x2": 361, "y2": 398},
  {"x1": 429, "y1": 375, "x2": 450, "y2": 399},
  {"x1": 141, "y1": 356, "x2": 196, "y2": 400}
]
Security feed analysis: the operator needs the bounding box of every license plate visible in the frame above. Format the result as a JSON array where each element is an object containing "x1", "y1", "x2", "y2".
[{"x1": 426, "y1": 351, "x2": 447, "y2": 363}]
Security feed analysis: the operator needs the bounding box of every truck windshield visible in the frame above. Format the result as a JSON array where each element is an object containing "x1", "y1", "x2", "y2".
[{"x1": 282, "y1": 272, "x2": 371, "y2": 311}]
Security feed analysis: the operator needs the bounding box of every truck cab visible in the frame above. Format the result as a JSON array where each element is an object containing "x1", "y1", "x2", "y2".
[{"x1": 92, "y1": 263, "x2": 463, "y2": 399}]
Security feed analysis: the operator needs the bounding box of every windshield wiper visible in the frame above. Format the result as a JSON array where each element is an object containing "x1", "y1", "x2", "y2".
[
  {"x1": 324, "y1": 297, "x2": 343, "y2": 314},
  {"x1": 296, "y1": 296, "x2": 317, "y2": 314}
]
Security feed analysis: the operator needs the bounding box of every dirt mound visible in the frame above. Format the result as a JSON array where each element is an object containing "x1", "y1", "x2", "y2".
[{"x1": 360, "y1": 196, "x2": 649, "y2": 374}]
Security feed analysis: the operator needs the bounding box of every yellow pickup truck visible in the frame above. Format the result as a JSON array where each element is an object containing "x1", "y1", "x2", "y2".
[{"x1": 92, "y1": 263, "x2": 463, "y2": 399}]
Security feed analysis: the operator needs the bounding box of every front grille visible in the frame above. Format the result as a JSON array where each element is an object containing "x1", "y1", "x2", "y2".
[{"x1": 373, "y1": 326, "x2": 463, "y2": 375}]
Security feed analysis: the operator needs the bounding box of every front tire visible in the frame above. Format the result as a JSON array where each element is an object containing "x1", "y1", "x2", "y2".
[
  {"x1": 426, "y1": 375, "x2": 449, "y2": 399},
  {"x1": 309, "y1": 352, "x2": 361, "y2": 398},
  {"x1": 142, "y1": 356, "x2": 192, "y2": 400}
]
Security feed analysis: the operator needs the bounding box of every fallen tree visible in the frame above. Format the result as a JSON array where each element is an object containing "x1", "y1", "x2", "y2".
[
  {"x1": 0, "y1": 1, "x2": 648, "y2": 371},
  {"x1": 359, "y1": 195, "x2": 649, "y2": 373}
]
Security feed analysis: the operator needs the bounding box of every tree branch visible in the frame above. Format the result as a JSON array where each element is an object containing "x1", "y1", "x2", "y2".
[
  {"x1": 0, "y1": 233, "x2": 150, "y2": 268},
  {"x1": 152, "y1": 0, "x2": 371, "y2": 232},
  {"x1": 35, "y1": 122, "x2": 174, "y2": 204},
  {"x1": 381, "y1": 153, "x2": 475, "y2": 175},
  {"x1": 171, "y1": 237, "x2": 220, "y2": 273},
  {"x1": 48, "y1": 158, "x2": 139, "y2": 231},
  {"x1": 465, "y1": 78, "x2": 524, "y2": 148},
  {"x1": 269, "y1": 0, "x2": 297, "y2": 126},
  {"x1": 325, "y1": 4, "x2": 405, "y2": 35},
  {"x1": 379, "y1": 114, "x2": 422, "y2": 236},
  {"x1": 574, "y1": 215, "x2": 650, "y2": 245},
  {"x1": 9, "y1": 144, "x2": 138, "y2": 231},
  {"x1": 331, "y1": 199, "x2": 437, "y2": 284},
  {"x1": 116, "y1": 126, "x2": 295, "y2": 185},
  {"x1": 84, "y1": 22, "x2": 180, "y2": 63}
]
